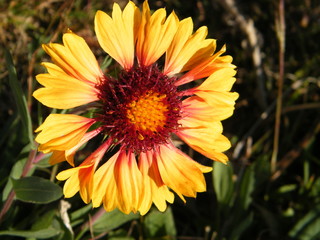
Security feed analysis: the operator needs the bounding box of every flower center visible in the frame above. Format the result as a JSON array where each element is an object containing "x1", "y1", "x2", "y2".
[
  {"x1": 126, "y1": 91, "x2": 168, "y2": 138},
  {"x1": 97, "y1": 65, "x2": 181, "y2": 152}
]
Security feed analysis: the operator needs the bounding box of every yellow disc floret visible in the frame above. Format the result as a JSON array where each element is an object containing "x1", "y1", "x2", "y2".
[{"x1": 126, "y1": 91, "x2": 168, "y2": 139}]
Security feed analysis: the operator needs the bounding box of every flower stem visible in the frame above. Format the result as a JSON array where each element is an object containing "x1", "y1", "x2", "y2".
[{"x1": 0, "y1": 143, "x2": 38, "y2": 223}]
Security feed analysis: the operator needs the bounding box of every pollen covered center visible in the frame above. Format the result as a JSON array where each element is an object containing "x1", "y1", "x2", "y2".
[{"x1": 126, "y1": 91, "x2": 168, "y2": 135}]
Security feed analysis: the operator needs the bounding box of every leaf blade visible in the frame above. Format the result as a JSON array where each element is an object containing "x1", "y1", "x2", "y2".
[
  {"x1": 12, "y1": 176, "x2": 62, "y2": 204},
  {"x1": 5, "y1": 49, "x2": 35, "y2": 149},
  {"x1": 0, "y1": 228, "x2": 60, "y2": 238}
]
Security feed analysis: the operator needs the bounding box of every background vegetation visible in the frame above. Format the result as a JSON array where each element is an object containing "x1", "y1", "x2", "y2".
[{"x1": 1, "y1": 0, "x2": 319, "y2": 239}]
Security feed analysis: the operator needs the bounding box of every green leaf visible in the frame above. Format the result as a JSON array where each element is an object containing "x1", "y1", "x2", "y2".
[
  {"x1": 0, "y1": 113, "x2": 19, "y2": 147},
  {"x1": 277, "y1": 184, "x2": 297, "y2": 193},
  {"x1": 2, "y1": 158, "x2": 27, "y2": 201},
  {"x1": 0, "y1": 227, "x2": 60, "y2": 238},
  {"x1": 31, "y1": 209, "x2": 57, "y2": 231},
  {"x1": 93, "y1": 209, "x2": 139, "y2": 233},
  {"x1": 107, "y1": 229, "x2": 135, "y2": 240},
  {"x1": 238, "y1": 165, "x2": 255, "y2": 211},
  {"x1": 212, "y1": 161, "x2": 234, "y2": 207},
  {"x1": 5, "y1": 49, "x2": 35, "y2": 149},
  {"x1": 289, "y1": 204, "x2": 320, "y2": 240},
  {"x1": 229, "y1": 212, "x2": 254, "y2": 240},
  {"x1": 144, "y1": 207, "x2": 176, "y2": 238},
  {"x1": 100, "y1": 55, "x2": 113, "y2": 72},
  {"x1": 70, "y1": 203, "x2": 93, "y2": 223},
  {"x1": 2, "y1": 144, "x2": 35, "y2": 201},
  {"x1": 109, "y1": 237, "x2": 135, "y2": 240},
  {"x1": 310, "y1": 177, "x2": 320, "y2": 198},
  {"x1": 12, "y1": 176, "x2": 62, "y2": 204}
]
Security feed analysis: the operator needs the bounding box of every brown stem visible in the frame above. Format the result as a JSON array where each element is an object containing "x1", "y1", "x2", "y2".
[
  {"x1": 271, "y1": 0, "x2": 285, "y2": 173},
  {"x1": 80, "y1": 207, "x2": 106, "y2": 232},
  {"x1": 21, "y1": 145, "x2": 38, "y2": 177},
  {"x1": 0, "y1": 143, "x2": 38, "y2": 223},
  {"x1": 0, "y1": 190, "x2": 16, "y2": 223}
]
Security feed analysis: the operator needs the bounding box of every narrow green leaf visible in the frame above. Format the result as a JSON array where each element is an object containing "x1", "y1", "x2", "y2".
[
  {"x1": 107, "y1": 229, "x2": 135, "y2": 240},
  {"x1": 100, "y1": 55, "x2": 113, "y2": 72},
  {"x1": 31, "y1": 209, "x2": 57, "y2": 231},
  {"x1": 310, "y1": 178, "x2": 320, "y2": 198},
  {"x1": 109, "y1": 237, "x2": 135, "y2": 240},
  {"x1": 238, "y1": 165, "x2": 255, "y2": 210},
  {"x1": 0, "y1": 227, "x2": 60, "y2": 238},
  {"x1": 93, "y1": 209, "x2": 139, "y2": 233},
  {"x1": 70, "y1": 203, "x2": 93, "y2": 222},
  {"x1": 289, "y1": 204, "x2": 320, "y2": 240},
  {"x1": 212, "y1": 161, "x2": 234, "y2": 207},
  {"x1": 277, "y1": 184, "x2": 297, "y2": 193},
  {"x1": 254, "y1": 203, "x2": 280, "y2": 236},
  {"x1": 12, "y1": 176, "x2": 62, "y2": 204},
  {"x1": 144, "y1": 207, "x2": 176, "y2": 238},
  {"x1": 5, "y1": 49, "x2": 35, "y2": 149},
  {"x1": 0, "y1": 113, "x2": 19, "y2": 147},
  {"x1": 229, "y1": 213, "x2": 254, "y2": 240}
]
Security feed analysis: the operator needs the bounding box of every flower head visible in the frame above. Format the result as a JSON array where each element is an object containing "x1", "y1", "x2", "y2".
[{"x1": 34, "y1": 0, "x2": 238, "y2": 215}]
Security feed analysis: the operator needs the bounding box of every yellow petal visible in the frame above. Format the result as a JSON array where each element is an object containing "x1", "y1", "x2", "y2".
[
  {"x1": 34, "y1": 73, "x2": 99, "y2": 109},
  {"x1": 114, "y1": 151, "x2": 142, "y2": 214},
  {"x1": 64, "y1": 128, "x2": 102, "y2": 167},
  {"x1": 62, "y1": 173, "x2": 80, "y2": 198},
  {"x1": 182, "y1": 96, "x2": 236, "y2": 121},
  {"x1": 181, "y1": 39, "x2": 216, "y2": 72},
  {"x1": 78, "y1": 165, "x2": 95, "y2": 203},
  {"x1": 92, "y1": 151, "x2": 119, "y2": 209},
  {"x1": 63, "y1": 32, "x2": 103, "y2": 79},
  {"x1": 57, "y1": 139, "x2": 111, "y2": 203},
  {"x1": 156, "y1": 143, "x2": 209, "y2": 201},
  {"x1": 136, "y1": 1, "x2": 179, "y2": 66},
  {"x1": 164, "y1": 18, "x2": 193, "y2": 74},
  {"x1": 93, "y1": 149, "x2": 143, "y2": 214},
  {"x1": 183, "y1": 67, "x2": 238, "y2": 120},
  {"x1": 138, "y1": 151, "x2": 174, "y2": 215},
  {"x1": 164, "y1": 18, "x2": 216, "y2": 75},
  {"x1": 49, "y1": 151, "x2": 65, "y2": 165},
  {"x1": 196, "y1": 68, "x2": 237, "y2": 92},
  {"x1": 42, "y1": 32, "x2": 103, "y2": 85},
  {"x1": 35, "y1": 114, "x2": 95, "y2": 152},
  {"x1": 78, "y1": 139, "x2": 112, "y2": 203},
  {"x1": 95, "y1": 1, "x2": 139, "y2": 69},
  {"x1": 57, "y1": 162, "x2": 95, "y2": 201},
  {"x1": 41, "y1": 62, "x2": 66, "y2": 76},
  {"x1": 176, "y1": 45, "x2": 234, "y2": 86},
  {"x1": 56, "y1": 167, "x2": 79, "y2": 181},
  {"x1": 195, "y1": 91, "x2": 239, "y2": 108},
  {"x1": 177, "y1": 117, "x2": 230, "y2": 163}
]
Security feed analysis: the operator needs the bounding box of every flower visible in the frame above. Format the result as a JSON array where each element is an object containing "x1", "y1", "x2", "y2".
[{"x1": 33, "y1": 0, "x2": 238, "y2": 215}]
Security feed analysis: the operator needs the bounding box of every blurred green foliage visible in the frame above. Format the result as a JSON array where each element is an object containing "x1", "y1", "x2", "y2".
[{"x1": 0, "y1": 0, "x2": 319, "y2": 239}]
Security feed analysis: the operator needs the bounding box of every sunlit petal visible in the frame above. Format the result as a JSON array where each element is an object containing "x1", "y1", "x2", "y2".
[
  {"x1": 35, "y1": 114, "x2": 95, "y2": 153},
  {"x1": 156, "y1": 143, "x2": 211, "y2": 201},
  {"x1": 136, "y1": 1, "x2": 179, "y2": 66},
  {"x1": 95, "y1": 2, "x2": 140, "y2": 69}
]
